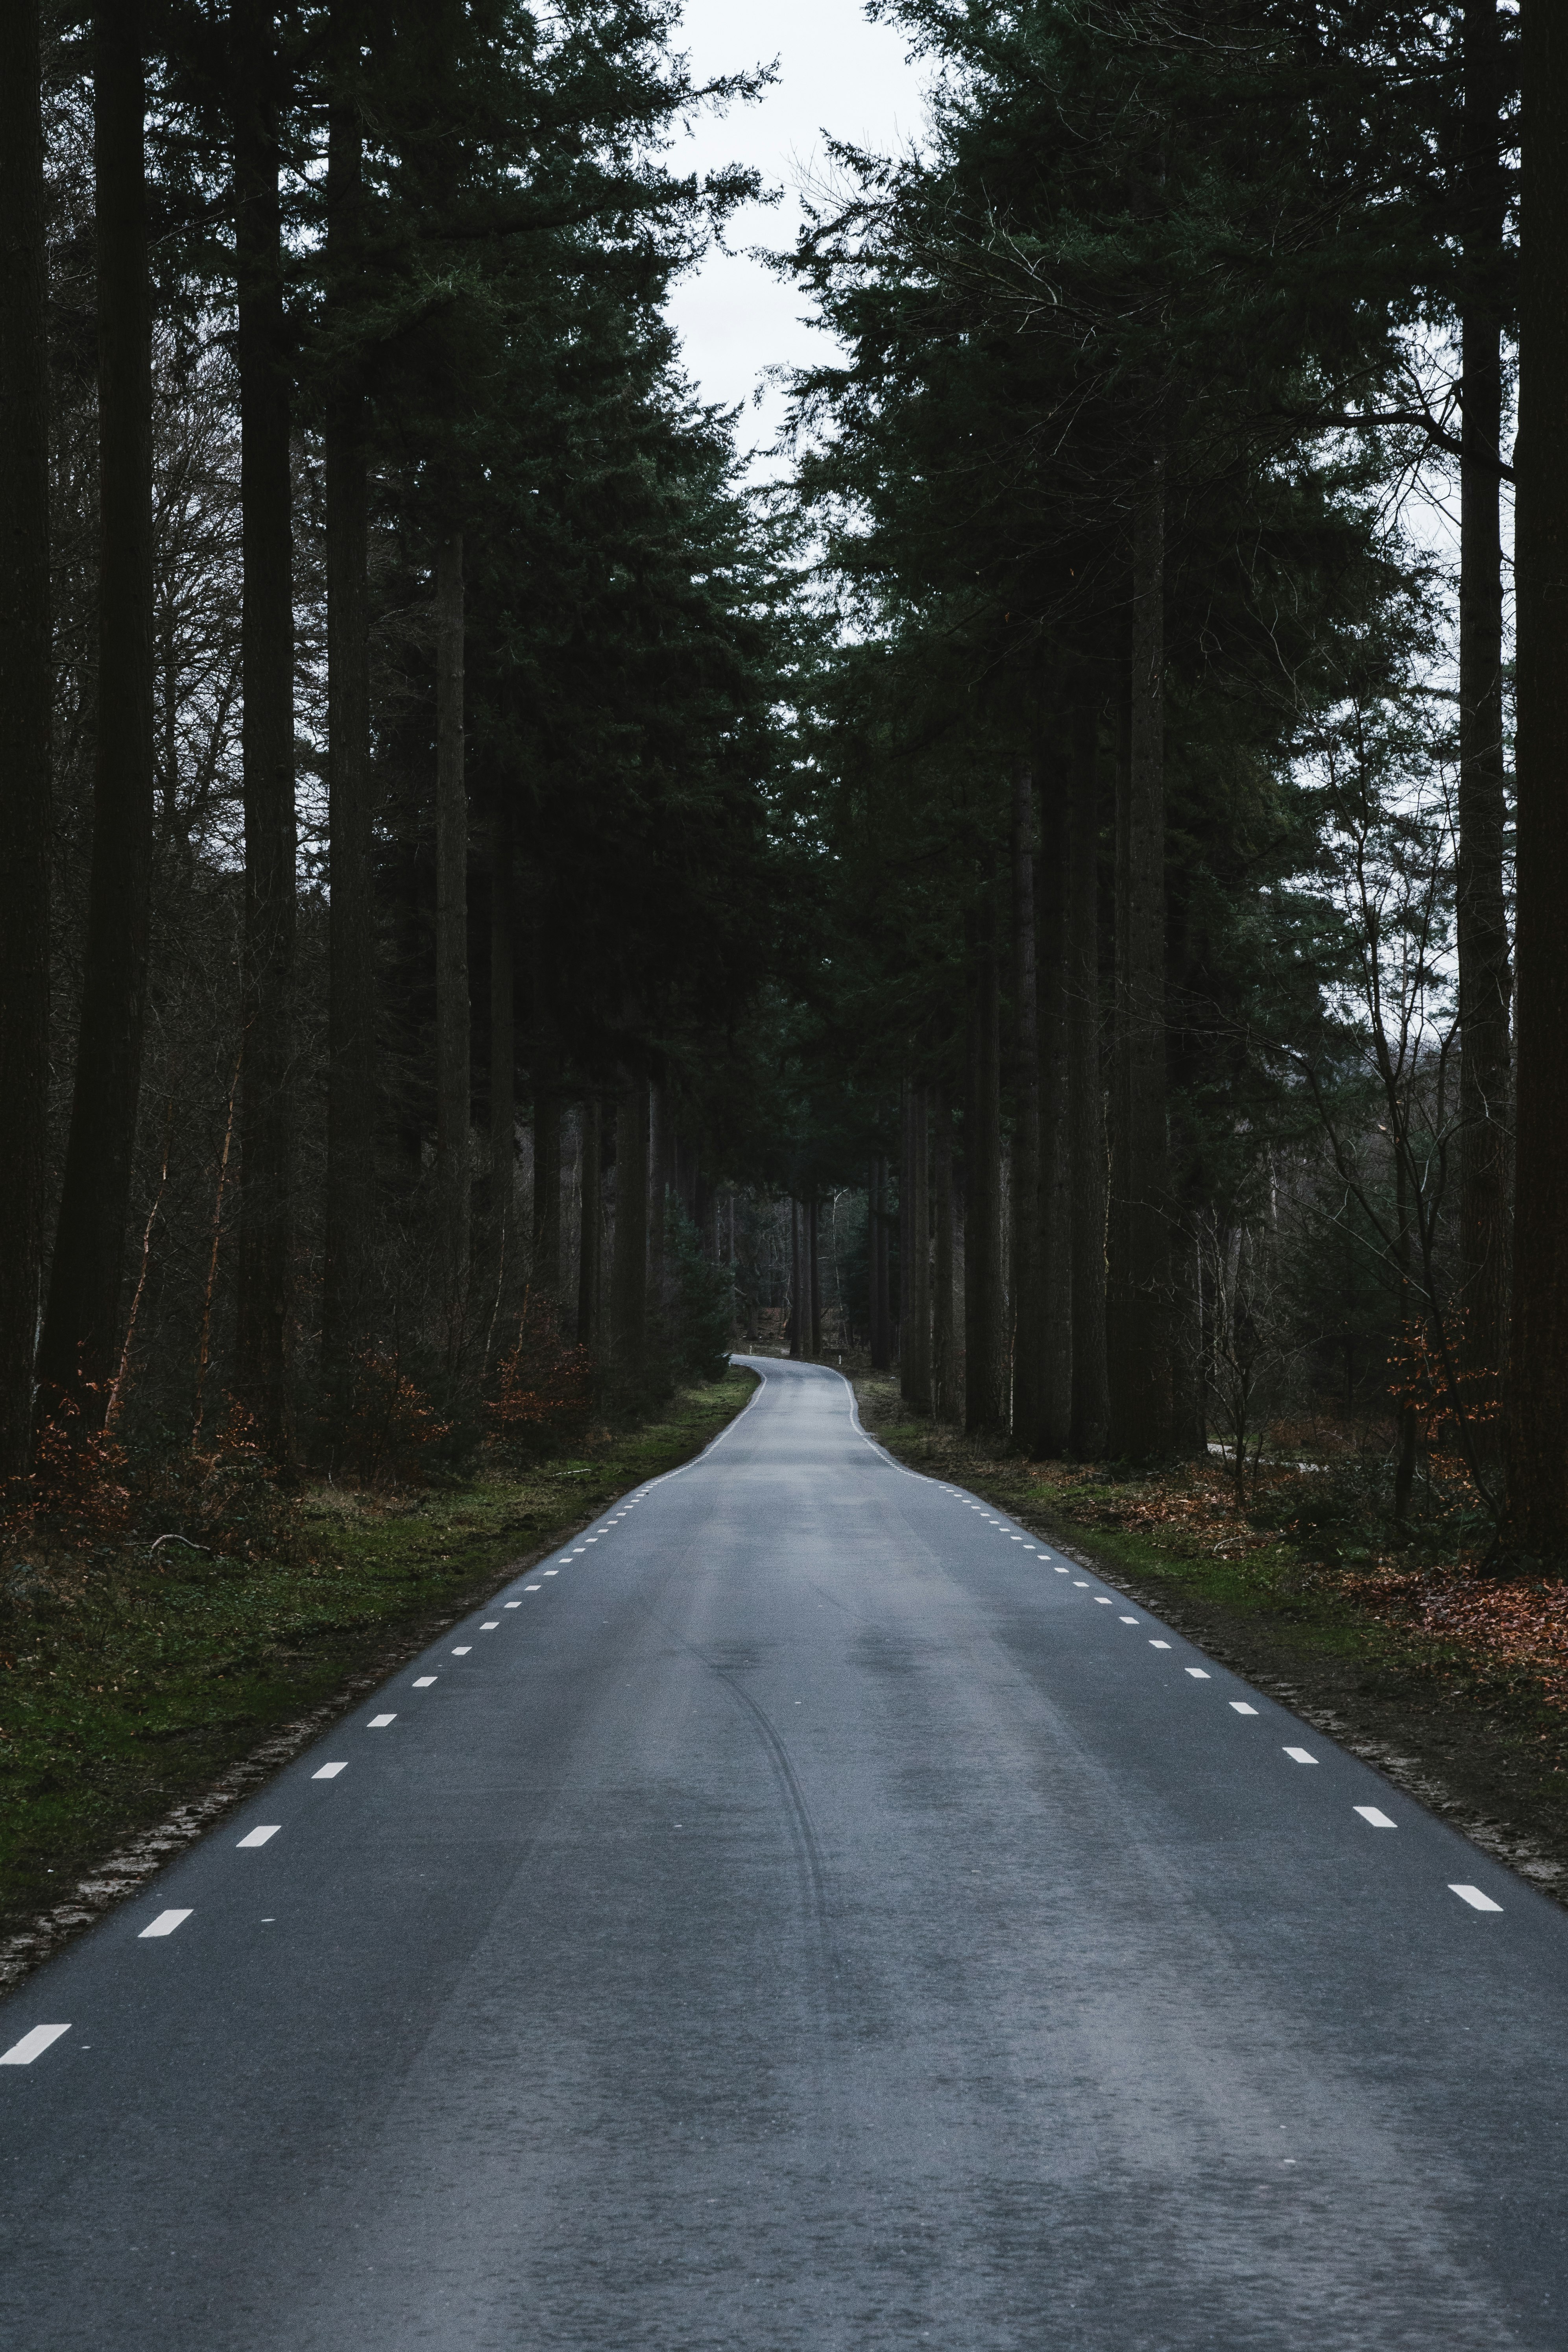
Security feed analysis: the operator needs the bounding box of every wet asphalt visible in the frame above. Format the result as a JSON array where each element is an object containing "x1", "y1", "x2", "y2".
[{"x1": 1, "y1": 1354, "x2": 1564, "y2": 2350}]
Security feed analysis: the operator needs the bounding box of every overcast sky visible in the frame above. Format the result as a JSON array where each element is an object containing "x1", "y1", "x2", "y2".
[{"x1": 663, "y1": 0, "x2": 930, "y2": 471}]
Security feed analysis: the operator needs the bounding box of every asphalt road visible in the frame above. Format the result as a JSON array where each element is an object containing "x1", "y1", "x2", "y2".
[{"x1": 3, "y1": 1356, "x2": 1566, "y2": 2350}]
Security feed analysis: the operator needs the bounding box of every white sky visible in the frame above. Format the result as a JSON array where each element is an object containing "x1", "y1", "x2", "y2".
[{"x1": 663, "y1": 0, "x2": 930, "y2": 472}]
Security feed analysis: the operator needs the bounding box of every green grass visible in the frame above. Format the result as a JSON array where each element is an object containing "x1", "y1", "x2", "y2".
[{"x1": 0, "y1": 1371, "x2": 756, "y2": 1937}]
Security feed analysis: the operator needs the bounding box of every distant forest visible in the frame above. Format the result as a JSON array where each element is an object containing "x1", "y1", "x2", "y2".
[{"x1": 3, "y1": 1, "x2": 1566, "y2": 1567}]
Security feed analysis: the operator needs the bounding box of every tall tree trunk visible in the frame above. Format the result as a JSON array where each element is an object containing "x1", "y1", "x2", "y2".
[
  {"x1": 932, "y1": 1084, "x2": 957, "y2": 1420},
  {"x1": 576, "y1": 1095, "x2": 602, "y2": 1351},
  {"x1": 1107, "y1": 481, "x2": 1171, "y2": 1459},
  {"x1": 322, "y1": 60, "x2": 375, "y2": 1393},
  {"x1": 906, "y1": 1089, "x2": 931, "y2": 1410},
  {"x1": 789, "y1": 1197, "x2": 803, "y2": 1357},
  {"x1": 964, "y1": 894, "x2": 1005, "y2": 1433},
  {"x1": 808, "y1": 1197, "x2": 822, "y2": 1356},
  {"x1": 489, "y1": 802, "x2": 514, "y2": 1292},
  {"x1": 233, "y1": 0, "x2": 296, "y2": 1454},
  {"x1": 1038, "y1": 759, "x2": 1073, "y2": 1453},
  {"x1": 1503, "y1": 0, "x2": 1568, "y2": 1557},
  {"x1": 870, "y1": 1157, "x2": 891, "y2": 1371},
  {"x1": 1010, "y1": 758, "x2": 1043, "y2": 1450},
  {"x1": 531, "y1": 1068, "x2": 561, "y2": 1301},
  {"x1": 610, "y1": 1069, "x2": 649, "y2": 1373},
  {"x1": 36, "y1": 4, "x2": 155, "y2": 1427},
  {"x1": 648, "y1": 1080, "x2": 670, "y2": 1313},
  {"x1": 1068, "y1": 692, "x2": 1109, "y2": 1456},
  {"x1": 434, "y1": 529, "x2": 469, "y2": 1345},
  {"x1": 0, "y1": 0, "x2": 52, "y2": 1476},
  {"x1": 1457, "y1": 0, "x2": 1512, "y2": 1419}
]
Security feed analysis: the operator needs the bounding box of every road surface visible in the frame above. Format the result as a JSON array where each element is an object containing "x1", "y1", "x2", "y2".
[{"x1": 2, "y1": 1356, "x2": 1565, "y2": 2348}]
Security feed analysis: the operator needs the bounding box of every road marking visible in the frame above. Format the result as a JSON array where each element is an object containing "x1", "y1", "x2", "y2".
[
  {"x1": 1450, "y1": 1884, "x2": 1503, "y2": 1912},
  {"x1": 1150, "y1": 1641, "x2": 1171, "y2": 1650},
  {"x1": 584, "y1": 1537, "x2": 598, "y2": 1544},
  {"x1": 1055, "y1": 1565, "x2": 1069, "y2": 1573},
  {"x1": 524, "y1": 1583, "x2": 540, "y2": 1591},
  {"x1": 557, "y1": 1558, "x2": 572, "y2": 1564},
  {"x1": 543, "y1": 1570, "x2": 559, "y2": 1577},
  {"x1": 139, "y1": 1910, "x2": 192, "y2": 1938},
  {"x1": 481, "y1": 1621, "x2": 499, "y2": 1630},
  {"x1": 236, "y1": 1825, "x2": 280, "y2": 1848},
  {"x1": 414, "y1": 1676, "x2": 436, "y2": 1688},
  {"x1": 1120, "y1": 1615, "x2": 1139, "y2": 1623},
  {"x1": 1186, "y1": 1668, "x2": 1210, "y2": 1679},
  {"x1": 1095, "y1": 1596, "x2": 1114, "y2": 1604},
  {"x1": 1284, "y1": 1747, "x2": 1317, "y2": 1764},
  {"x1": 0, "y1": 2024, "x2": 70, "y2": 2066},
  {"x1": 1355, "y1": 1807, "x2": 1396, "y2": 1828},
  {"x1": 504, "y1": 1600, "x2": 521, "y2": 1607},
  {"x1": 313, "y1": 1762, "x2": 347, "y2": 1779},
  {"x1": 1230, "y1": 1703, "x2": 1258, "y2": 1716},
  {"x1": 452, "y1": 1646, "x2": 472, "y2": 1655},
  {"x1": 368, "y1": 1714, "x2": 396, "y2": 1728},
  {"x1": 1073, "y1": 1580, "x2": 1090, "y2": 1587}
]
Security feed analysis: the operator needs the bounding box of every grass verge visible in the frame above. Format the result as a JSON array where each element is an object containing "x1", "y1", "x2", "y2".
[
  {"x1": 856, "y1": 1373, "x2": 1568, "y2": 1903},
  {"x1": 0, "y1": 1370, "x2": 756, "y2": 1977}
]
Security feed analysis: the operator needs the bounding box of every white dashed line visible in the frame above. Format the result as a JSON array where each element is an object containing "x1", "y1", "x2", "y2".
[
  {"x1": 414, "y1": 1676, "x2": 436, "y2": 1688},
  {"x1": 1055, "y1": 1566, "x2": 1070, "y2": 1574},
  {"x1": 1120, "y1": 1615, "x2": 1139, "y2": 1624},
  {"x1": 1150, "y1": 1641, "x2": 1171, "y2": 1651},
  {"x1": 1284, "y1": 1747, "x2": 1317, "y2": 1765},
  {"x1": 1095, "y1": 1596, "x2": 1114, "y2": 1605},
  {"x1": 236, "y1": 1825, "x2": 280, "y2": 1849},
  {"x1": 1186, "y1": 1668, "x2": 1210, "y2": 1679},
  {"x1": 313, "y1": 1761, "x2": 347, "y2": 1779},
  {"x1": 368, "y1": 1714, "x2": 396, "y2": 1729},
  {"x1": 584, "y1": 1538, "x2": 598, "y2": 1545},
  {"x1": 0, "y1": 2024, "x2": 70, "y2": 2066},
  {"x1": 1073, "y1": 1580, "x2": 1090, "y2": 1587},
  {"x1": 1355, "y1": 1807, "x2": 1396, "y2": 1829},
  {"x1": 139, "y1": 1910, "x2": 192, "y2": 1938},
  {"x1": 481, "y1": 1621, "x2": 499, "y2": 1630},
  {"x1": 1230, "y1": 1703, "x2": 1258, "y2": 1716},
  {"x1": 451, "y1": 1646, "x2": 471, "y2": 1656},
  {"x1": 524, "y1": 1583, "x2": 540, "y2": 1591},
  {"x1": 543, "y1": 1570, "x2": 559, "y2": 1578},
  {"x1": 1450, "y1": 1884, "x2": 1503, "y2": 1912},
  {"x1": 504, "y1": 1601, "x2": 521, "y2": 1608}
]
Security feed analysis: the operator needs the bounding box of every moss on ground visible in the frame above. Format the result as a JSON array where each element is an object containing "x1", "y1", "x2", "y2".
[
  {"x1": 856, "y1": 1373, "x2": 1568, "y2": 1900},
  {"x1": 0, "y1": 1372, "x2": 755, "y2": 1937}
]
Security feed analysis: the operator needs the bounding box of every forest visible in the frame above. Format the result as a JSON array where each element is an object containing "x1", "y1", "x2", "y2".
[{"x1": 1, "y1": 0, "x2": 1565, "y2": 1596}]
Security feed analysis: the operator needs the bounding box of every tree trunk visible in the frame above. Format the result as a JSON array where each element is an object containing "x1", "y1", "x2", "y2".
[
  {"x1": 1504, "y1": 0, "x2": 1568, "y2": 1557},
  {"x1": 1067, "y1": 692, "x2": 1109, "y2": 1456},
  {"x1": 610, "y1": 1069, "x2": 649, "y2": 1373},
  {"x1": 809, "y1": 1196, "x2": 822, "y2": 1356},
  {"x1": 648, "y1": 1080, "x2": 670, "y2": 1312},
  {"x1": 1010, "y1": 758, "x2": 1044, "y2": 1450},
  {"x1": 576, "y1": 1096, "x2": 602, "y2": 1351},
  {"x1": 1457, "y1": 0, "x2": 1512, "y2": 1420},
  {"x1": 789, "y1": 1197, "x2": 803, "y2": 1357},
  {"x1": 1038, "y1": 758, "x2": 1073, "y2": 1452},
  {"x1": 36, "y1": 4, "x2": 155, "y2": 1427},
  {"x1": 322, "y1": 63, "x2": 375, "y2": 1393},
  {"x1": 233, "y1": 0, "x2": 296, "y2": 1454},
  {"x1": 0, "y1": 0, "x2": 52, "y2": 1476},
  {"x1": 434, "y1": 529, "x2": 469, "y2": 1345},
  {"x1": 531, "y1": 1070, "x2": 561, "y2": 1302},
  {"x1": 870, "y1": 1157, "x2": 891, "y2": 1371},
  {"x1": 964, "y1": 894, "x2": 1005, "y2": 1433},
  {"x1": 489, "y1": 803, "x2": 515, "y2": 1291},
  {"x1": 932, "y1": 1084, "x2": 957, "y2": 1421},
  {"x1": 906, "y1": 1090, "x2": 931, "y2": 1409},
  {"x1": 1107, "y1": 480, "x2": 1171, "y2": 1459}
]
